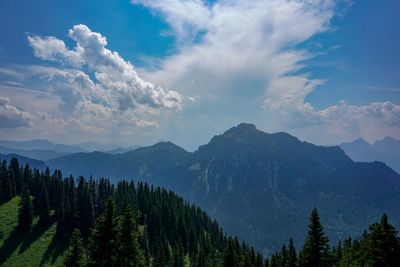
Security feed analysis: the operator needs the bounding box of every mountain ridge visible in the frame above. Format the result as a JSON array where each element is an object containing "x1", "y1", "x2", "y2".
[{"x1": 340, "y1": 136, "x2": 400, "y2": 173}]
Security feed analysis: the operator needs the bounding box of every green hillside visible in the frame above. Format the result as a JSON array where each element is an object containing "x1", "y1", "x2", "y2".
[{"x1": 0, "y1": 197, "x2": 65, "y2": 267}]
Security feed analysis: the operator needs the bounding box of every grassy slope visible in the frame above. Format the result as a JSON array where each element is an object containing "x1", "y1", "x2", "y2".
[{"x1": 0, "y1": 197, "x2": 65, "y2": 267}]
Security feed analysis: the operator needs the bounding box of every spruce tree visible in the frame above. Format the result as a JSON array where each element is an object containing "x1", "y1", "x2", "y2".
[
  {"x1": 0, "y1": 160, "x2": 10, "y2": 203},
  {"x1": 17, "y1": 186, "x2": 33, "y2": 232},
  {"x1": 37, "y1": 179, "x2": 51, "y2": 224},
  {"x1": 223, "y1": 239, "x2": 238, "y2": 267},
  {"x1": 88, "y1": 197, "x2": 118, "y2": 266},
  {"x1": 9, "y1": 158, "x2": 21, "y2": 193},
  {"x1": 361, "y1": 213, "x2": 400, "y2": 266},
  {"x1": 64, "y1": 229, "x2": 86, "y2": 267},
  {"x1": 116, "y1": 208, "x2": 145, "y2": 267},
  {"x1": 299, "y1": 208, "x2": 331, "y2": 267},
  {"x1": 288, "y1": 238, "x2": 297, "y2": 267}
]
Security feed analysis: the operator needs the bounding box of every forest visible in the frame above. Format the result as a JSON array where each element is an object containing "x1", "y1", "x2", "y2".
[{"x1": 1, "y1": 157, "x2": 400, "y2": 266}]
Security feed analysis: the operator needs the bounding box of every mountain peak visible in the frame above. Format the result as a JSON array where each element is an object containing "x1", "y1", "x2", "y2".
[
  {"x1": 353, "y1": 137, "x2": 370, "y2": 145},
  {"x1": 223, "y1": 123, "x2": 258, "y2": 136}
]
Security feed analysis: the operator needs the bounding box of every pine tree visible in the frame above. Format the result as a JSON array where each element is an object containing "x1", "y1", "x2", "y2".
[
  {"x1": 116, "y1": 208, "x2": 146, "y2": 267},
  {"x1": 36, "y1": 179, "x2": 51, "y2": 224},
  {"x1": 88, "y1": 197, "x2": 118, "y2": 266},
  {"x1": 288, "y1": 238, "x2": 297, "y2": 267},
  {"x1": 360, "y1": 213, "x2": 400, "y2": 266},
  {"x1": 77, "y1": 176, "x2": 94, "y2": 237},
  {"x1": 0, "y1": 160, "x2": 10, "y2": 203},
  {"x1": 17, "y1": 186, "x2": 33, "y2": 232},
  {"x1": 9, "y1": 158, "x2": 22, "y2": 193},
  {"x1": 281, "y1": 244, "x2": 288, "y2": 267},
  {"x1": 64, "y1": 229, "x2": 86, "y2": 267},
  {"x1": 223, "y1": 239, "x2": 238, "y2": 267},
  {"x1": 299, "y1": 208, "x2": 331, "y2": 267}
]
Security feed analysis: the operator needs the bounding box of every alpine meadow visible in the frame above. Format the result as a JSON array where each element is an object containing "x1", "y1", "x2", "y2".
[{"x1": 1, "y1": 0, "x2": 400, "y2": 266}]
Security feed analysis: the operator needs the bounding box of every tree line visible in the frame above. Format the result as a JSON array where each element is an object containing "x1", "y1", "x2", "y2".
[
  {"x1": 1, "y1": 157, "x2": 400, "y2": 266},
  {"x1": 0, "y1": 158, "x2": 266, "y2": 266},
  {"x1": 266, "y1": 208, "x2": 400, "y2": 267}
]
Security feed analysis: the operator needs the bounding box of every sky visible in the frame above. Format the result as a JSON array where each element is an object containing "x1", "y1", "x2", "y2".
[{"x1": 0, "y1": 0, "x2": 399, "y2": 151}]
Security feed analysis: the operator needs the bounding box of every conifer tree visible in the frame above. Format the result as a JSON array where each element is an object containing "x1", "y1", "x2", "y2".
[
  {"x1": 360, "y1": 213, "x2": 400, "y2": 266},
  {"x1": 88, "y1": 197, "x2": 118, "y2": 266},
  {"x1": 64, "y1": 229, "x2": 86, "y2": 267},
  {"x1": 287, "y1": 238, "x2": 297, "y2": 267},
  {"x1": 299, "y1": 208, "x2": 331, "y2": 267},
  {"x1": 9, "y1": 158, "x2": 21, "y2": 193},
  {"x1": 116, "y1": 208, "x2": 145, "y2": 267},
  {"x1": 280, "y1": 244, "x2": 288, "y2": 267},
  {"x1": 0, "y1": 160, "x2": 12, "y2": 203},
  {"x1": 23, "y1": 163, "x2": 31, "y2": 187},
  {"x1": 17, "y1": 186, "x2": 33, "y2": 232},
  {"x1": 223, "y1": 239, "x2": 238, "y2": 267},
  {"x1": 36, "y1": 179, "x2": 51, "y2": 224}
]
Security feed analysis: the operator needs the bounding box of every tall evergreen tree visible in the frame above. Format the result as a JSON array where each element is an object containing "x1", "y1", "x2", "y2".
[
  {"x1": 299, "y1": 208, "x2": 331, "y2": 267},
  {"x1": 0, "y1": 160, "x2": 11, "y2": 203},
  {"x1": 36, "y1": 179, "x2": 51, "y2": 224},
  {"x1": 223, "y1": 239, "x2": 239, "y2": 267},
  {"x1": 9, "y1": 158, "x2": 22, "y2": 193},
  {"x1": 88, "y1": 197, "x2": 118, "y2": 266},
  {"x1": 116, "y1": 208, "x2": 145, "y2": 267},
  {"x1": 360, "y1": 213, "x2": 400, "y2": 266},
  {"x1": 64, "y1": 229, "x2": 86, "y2": 267},
  {"x1": 77, "y1": 176, "x2": 94, "y2": 237},
  {"x1": 17, "y1": 186, "x2": 33, "y2": 232},
  {"x1": 287, "y1": 238, "x2": 297, "y2": 267}
]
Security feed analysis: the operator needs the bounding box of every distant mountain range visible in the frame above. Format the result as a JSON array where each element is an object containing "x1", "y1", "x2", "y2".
[
  {"x1": 340, "y1": 136, "x2": 400, "y2": 173},
  {"x1": 0, "y1": 139, "x2": 84, "y2": 154},
  {"x1": 36, "y1": 123, "x2": 400, "y2": 255},
  {"x1": 0, "y1": 146, "x2": 69, "y2": 161},
  {"x1": 0, "y1": 139, "x2": 139, "y2": 161},
  {"x1": 47, "y1": 142, "x2": 190, "y2": 179}
]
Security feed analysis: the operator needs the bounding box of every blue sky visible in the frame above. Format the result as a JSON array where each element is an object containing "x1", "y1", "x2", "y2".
[{"x1": 0, "y1": 0, "x2": 399, "y2": 150}]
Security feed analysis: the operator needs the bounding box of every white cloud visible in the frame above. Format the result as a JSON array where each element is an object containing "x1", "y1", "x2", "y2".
[
  {"x1": 0, "y1": 96, "x2": 33, "y2": 128},
  {"x1": 28, "y1": 25, "x2": 182, "y2": 112},
  {"x1": 14, "y1": 24, "x2": 184, "y2": 138},
  {"x1": 132, "y1": 0, "x2": 400, "y2": 146}
]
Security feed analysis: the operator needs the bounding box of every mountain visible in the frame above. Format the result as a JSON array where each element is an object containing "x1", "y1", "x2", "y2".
[
  {"x1": 47, "y1": 141, "x2": 191, "y2": 180},
  {"x1": 0, "y1": 146, "x2": 69, "y2": 161},
  {"x1": 0, "y1": 154, "x2": 47, "y2": 170},
  {"x1": 340, "y1": 136, "x2": 400, "y2": 173},
  {"x1": 0, "y1": 139, "x2": 84, "y2": 154},
  {"x1": 36, "y1": 124, "x2": 400, "y2": 255},
  {"x1": 149, "y1": 123, "x2": 400, "y2": 254}
]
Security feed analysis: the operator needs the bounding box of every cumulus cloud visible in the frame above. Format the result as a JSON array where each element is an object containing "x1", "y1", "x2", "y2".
[
  {"x1": 0, "y1": 96, "x2": 33, "y2": 128},
  {"x1": 21, "y1": 24, "x2": 183, "y2": 136},
  {"x1": 28, "y1": 25, "x2": 182, "y2": 112}
]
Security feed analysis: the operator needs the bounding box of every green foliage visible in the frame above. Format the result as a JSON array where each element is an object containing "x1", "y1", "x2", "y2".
[
  {"x1": 64, "y1": 229, "x2": 86, "y2": 267},
  {"x1": 17, "y1": 186, "x2": 33, "y2": 232},
  {"x1": 88, "y1": 197, "x2": 118, "y2": 266},
  {"x1": 36, "y1": 178, "x2": 51, "y2": 224},
  {"x1": 116, "y1": 208, "x2": 145, "y2": 267},
  {"x1": 333, "y1": 214, "x2": 400, "y2": 267}
]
